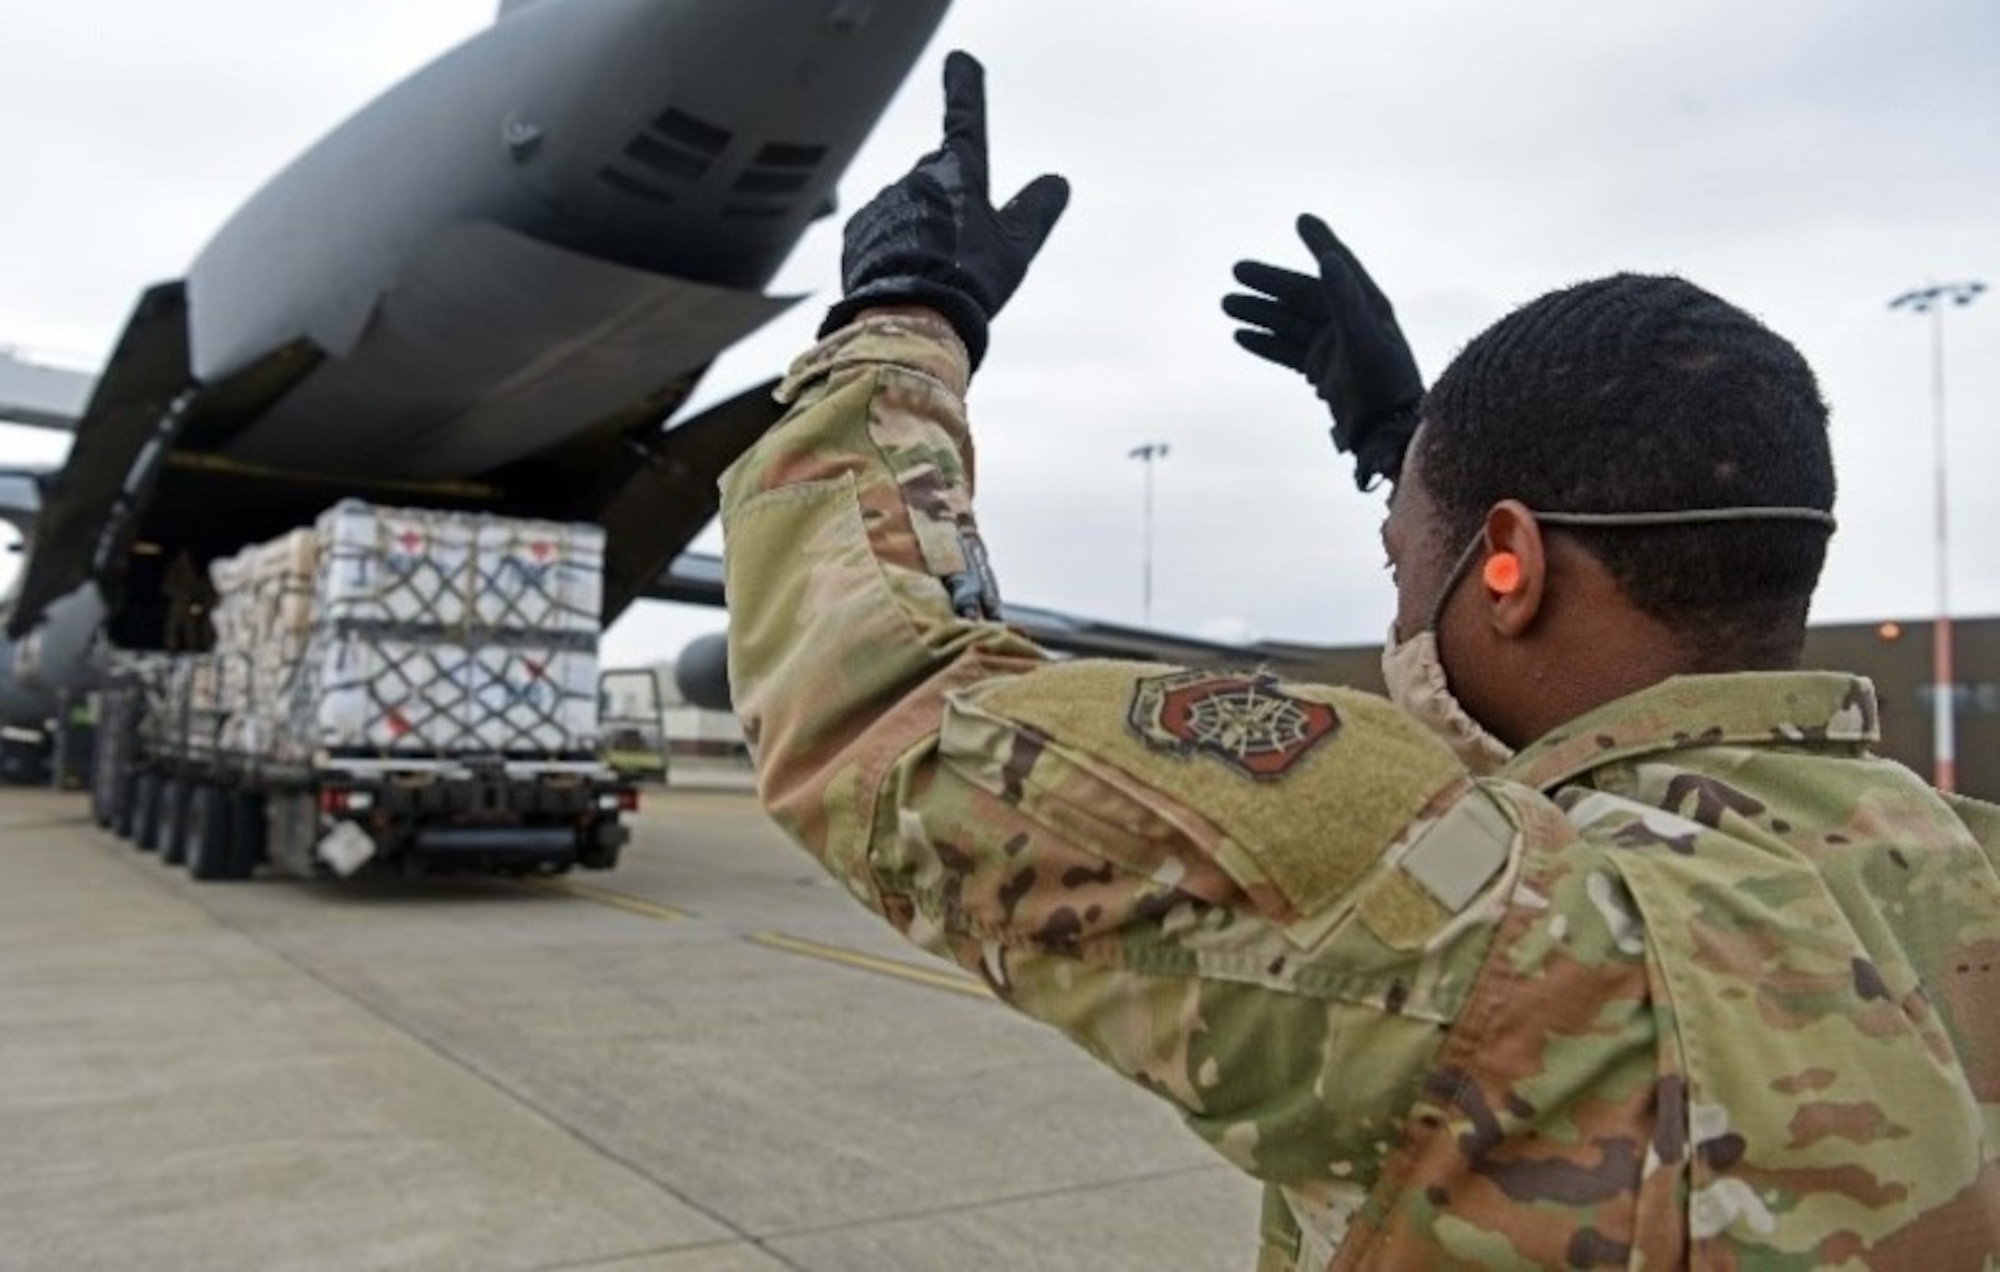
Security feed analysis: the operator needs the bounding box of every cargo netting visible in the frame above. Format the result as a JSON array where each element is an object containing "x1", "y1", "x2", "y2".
[{"x1": 192, "y1": 501, "x2": 604, "y2": 762}]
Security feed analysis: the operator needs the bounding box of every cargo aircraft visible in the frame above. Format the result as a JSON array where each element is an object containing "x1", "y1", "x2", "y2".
[{"x1": 0, "y1": 0, "x2": 1263, "y2": 739}]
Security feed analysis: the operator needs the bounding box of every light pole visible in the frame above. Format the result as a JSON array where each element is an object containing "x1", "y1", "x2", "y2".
[
  {"x1": 1128, "y1": 443, "x2": 1170, "y2": 625},
  {"x1": 1889, "y1": 279, "x2": 1986, "y2": 794}
]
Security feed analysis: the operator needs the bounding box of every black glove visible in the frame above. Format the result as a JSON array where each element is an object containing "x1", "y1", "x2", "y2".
[
  {"x1": 820, "y1": 51, "x2": 1070, "y2": 370},
  {"x1": 1224, "y1": 215, "x2": 1423, "y2": 489}
]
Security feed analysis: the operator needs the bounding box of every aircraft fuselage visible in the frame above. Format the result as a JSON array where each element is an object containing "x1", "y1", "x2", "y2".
[
  {"x1": 188, "y1": 0, "x2": 948, "y2": 479},
  {"x1": 2, "y1": 0, "x2": 951, "y2": 717}
]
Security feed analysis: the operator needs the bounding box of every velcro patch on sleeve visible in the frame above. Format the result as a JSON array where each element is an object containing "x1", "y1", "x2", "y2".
[
  {"x1": 1399, "y1": 793, "x2": 1515, "y2": 914},
  {"x1": 948, "y1": 662, "x2": 1467, "y2": 927},
  {"x1": 1359, "y1": 792, "x2": 1519, "y2": 951},
  {"x1": 1356, "y1": 870, "x2": 1452, "y2": 953}
]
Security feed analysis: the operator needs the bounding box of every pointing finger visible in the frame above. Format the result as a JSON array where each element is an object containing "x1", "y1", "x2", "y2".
[{"x1": 942, "y1": 51, "x2": 989, "y2": 195}]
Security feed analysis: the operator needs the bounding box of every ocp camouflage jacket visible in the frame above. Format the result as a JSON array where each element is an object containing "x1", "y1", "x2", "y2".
[{"x1": 719, "y1": 314, "x2": 2000, "y2": 1270}]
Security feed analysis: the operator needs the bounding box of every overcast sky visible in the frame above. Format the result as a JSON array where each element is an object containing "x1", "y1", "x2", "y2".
[{"x1": 1, "y1": 0, "x2": 1995, "y2": 672}]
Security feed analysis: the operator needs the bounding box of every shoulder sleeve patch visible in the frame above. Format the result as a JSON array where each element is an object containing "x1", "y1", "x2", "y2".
[{"x1": 943, "y1": 661, "x2": 1468, "y2": 930}]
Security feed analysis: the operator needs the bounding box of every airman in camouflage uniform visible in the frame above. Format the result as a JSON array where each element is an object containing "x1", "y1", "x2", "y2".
[{"x1": 720, "y1": 53, "x2": 2000, "y2": 1268}]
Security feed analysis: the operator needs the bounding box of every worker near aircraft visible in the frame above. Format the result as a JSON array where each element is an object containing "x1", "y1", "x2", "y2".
[{"x1": 718, "y1": 51, "x2": 2000, "y2": 1268}]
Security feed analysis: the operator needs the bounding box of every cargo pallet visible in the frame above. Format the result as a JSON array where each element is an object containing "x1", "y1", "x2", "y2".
[{"x1": 91, "y1": 671, "x2": 633, "y2": 881}]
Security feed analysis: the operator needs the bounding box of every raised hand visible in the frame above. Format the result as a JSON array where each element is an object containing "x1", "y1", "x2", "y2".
[
  {"x1": 821, "y1": 51, "x2": 1070, "y2": 370},
  {"x1": 1225, "y1": 215, "x2": 1423, "y2": 489}
]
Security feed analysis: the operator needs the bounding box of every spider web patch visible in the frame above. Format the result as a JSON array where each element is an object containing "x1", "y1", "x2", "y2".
[{"x1": 1128, "y1": 671, "x2": 1340, "y2": 780}]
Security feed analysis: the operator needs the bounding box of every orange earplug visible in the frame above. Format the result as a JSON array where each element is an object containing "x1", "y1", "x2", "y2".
[{"x1": 1482, "y1": 552, "x2": 1523, "y2": 596}]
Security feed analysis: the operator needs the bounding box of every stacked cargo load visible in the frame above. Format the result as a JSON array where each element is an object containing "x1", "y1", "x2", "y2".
[
  {"x1": 180, "y1": 652, "x2": 228, "y2": 760},
  {"x1": 91, "y1": 653, "x2": 165, "y2": 826},
  {"x1": 99, "y1": 501, "x2": 630, "y2": 882},
  {"x1": 119, "y1": 652, "x2": 180, "y2": 754},
  {"x1": 206, "y1": 529, "x2": 318, "y2": 761},
  {"x1": 100, "y1": 650, "x2": 199, "y2": 855},
  {"x1": 298, "y1": 502, "x2": 603, "y2": 760},
  {"x1": 203, "y1": 502, "x2": 604, "y2": 764}
]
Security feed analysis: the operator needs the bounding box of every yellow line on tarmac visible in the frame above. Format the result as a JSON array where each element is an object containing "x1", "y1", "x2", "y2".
[
  {"x1": 525, "y1": 878, "x2": 989, "y2": 1001},
  {"x1": 748, "y1": 931, "x2": 992, "y2": 1001},
  {"x1": 521, "y1": 878, "x2": 693, "y2": 924}
]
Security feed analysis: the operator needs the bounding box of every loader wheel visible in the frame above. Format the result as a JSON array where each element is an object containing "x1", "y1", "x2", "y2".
[
  {"x1": 188, "y1": 785, "x2": 238, "y2": 881},
  {"x1": 113, "y1": 767, "x2": 141, "y2": 840},
  {"x1": 131, "y1": 773, "x2": 162, "y2": 851},
  {"x1": 156, "y1": 779, "x2": 191, "y2": 864},
  {"x1": 226, "y1": 789, "x2": 268, "y2": 879}
]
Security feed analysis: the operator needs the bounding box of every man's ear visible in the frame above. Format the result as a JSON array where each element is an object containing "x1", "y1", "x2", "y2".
[{"x1": 1481, "y1": 501, "x2": 1545, "y2": 638}]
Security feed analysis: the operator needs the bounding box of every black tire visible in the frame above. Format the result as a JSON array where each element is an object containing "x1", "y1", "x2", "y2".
[
  {"x1": 132, "y1": 772, "x2": 162, "y2": 851},
  {"x1": 226, "y1": 789, "x2": 267, "y2": 880},
  {"x1": 174, "y1": 782, "x2": 201, "y2": 866},
  {"x1": 156, "y1": 779, "x2": 190, "y2": 864},
  {"x1": 113, "y1": 767, "x2": 141, "y2": 839},
  {"x1": 187, "y1": 785, "x2": 236, "y2": 881}
]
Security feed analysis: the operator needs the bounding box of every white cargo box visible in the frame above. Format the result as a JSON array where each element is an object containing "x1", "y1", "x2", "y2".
[
  {"x1": 198, "y1": 501, "x2": 606, "y2": 762},
  {"x1": 318, "y1": 502, "x2": 603, "y2": 637},
  {"x1": 308, "y1": 636, "x2": 598, "y2": 756}
]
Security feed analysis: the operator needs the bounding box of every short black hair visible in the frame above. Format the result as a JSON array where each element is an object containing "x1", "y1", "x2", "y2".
[{"x1": 1417, "y1": 273, "x2": 1835, "y2": 669}]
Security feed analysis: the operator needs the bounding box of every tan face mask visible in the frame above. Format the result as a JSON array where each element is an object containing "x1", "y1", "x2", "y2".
[
  {"x1": 1382, "y1": 619, "x2": 1517, "y2": 774},
  {"x1": 1381, "y1": 505, "x2": 1839, "y2": 776}
]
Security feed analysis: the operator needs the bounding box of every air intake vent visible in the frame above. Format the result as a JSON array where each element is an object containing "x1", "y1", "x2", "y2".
[
  {"x1": 733, "y1": 169, "x2": 811, "y2": 196},
  {"x1": 754, "y1": 141, "x2": 827, "y2": 169},
  {"x1": 655, "y1": 109, "x2": 732, "y2": 157},
  {"x1": 720, "y1": 139, "x2": 828, "y2": 215},
  {"x1": 600, "y1": 106, "x2": 734, "y2": 202},
  {"x1": 598, "y1": 168, "x2": 675, "y2": 205},
  {"x1": 626, "y1": 134, "x2": 711, "y2": 183}
]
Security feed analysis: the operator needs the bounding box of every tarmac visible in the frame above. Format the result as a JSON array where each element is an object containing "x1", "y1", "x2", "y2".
[{"x1": 0, "y1": 760, "x2": 1261, "y2": 1272}]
